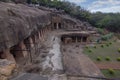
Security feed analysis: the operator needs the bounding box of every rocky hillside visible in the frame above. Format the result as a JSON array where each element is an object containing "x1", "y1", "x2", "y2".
[{"x1": 0, "y1": 2, "x2": 50, "y2": 51}]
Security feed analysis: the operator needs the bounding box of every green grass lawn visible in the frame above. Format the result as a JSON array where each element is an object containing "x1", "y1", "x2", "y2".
[
  {"x1": 101, "y1": 69, "x2": 120, "y2": 78},
  {"x1": 83, "y1": 41, "x2": 120, "y2": 62}
]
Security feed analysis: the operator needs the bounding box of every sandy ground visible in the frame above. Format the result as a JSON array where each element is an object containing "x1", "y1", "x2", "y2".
[{"x1": 62, "y1": 43, "x2": 104, "y2": 80}]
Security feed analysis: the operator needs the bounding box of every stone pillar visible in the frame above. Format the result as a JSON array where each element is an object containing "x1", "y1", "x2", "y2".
[
  {"x1": 28, "y1": 37, "x2": 34, "y2": 48},
  {"x1": 34, "y1": 35, "x2": 38, "y2": 44},
  {"x1": 57, "y1": 23, "x2": 59, "y2": 29},
  {"x1": 3, "y1": 49, "x2": 16, "y2": 63},
  {"x1": 64, "y1": 38, "x2": 67, "y2": 44},
  {"x1": 86, "y1": 36, "x2": 89, "y2": 43},
  {"x1": 40, "y1": 30, "x2": 42, "y2": 41},
  {"x1": 81, "y1": 37, "x2": 83, "y2": 43},
  {"x1": 41, "y1": 30, "x2": 44, "y2": 41},
  {"x1": 76, "y1": 37, "x2": 78, "y2": 43},
  {"x1": 38, "y1": 31, "x2": 41, "y2": 40},
  {"x1": 18, "y1": 41, "x2": 28, "y2": 58}
]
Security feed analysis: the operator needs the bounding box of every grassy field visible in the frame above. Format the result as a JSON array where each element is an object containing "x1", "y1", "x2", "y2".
[
  {"x1": 83, "y1": 39, "x2": 120, "y2": 78},
  {"x1": 101, "y1": 69, "x2": 120, "y2": 78},
  {"x1": 83, "y1": 40, "x2": 120, "y2": 62}
]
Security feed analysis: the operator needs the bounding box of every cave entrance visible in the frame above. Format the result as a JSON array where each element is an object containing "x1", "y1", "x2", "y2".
[
  {"x1": 61, "y1": 34, "x2": 89, "y2": 44},
  {"x1": 58, "y1": 23, "x2": 61, "y2": 29},
  {"x1": 54, "y1": 23, "x2": 57, "y2": 29}
]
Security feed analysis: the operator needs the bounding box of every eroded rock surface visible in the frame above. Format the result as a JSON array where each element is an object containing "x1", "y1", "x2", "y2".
[
  {"x1": 0, "y1": 59, "x2": 16, "y2": 80},
  {"x1": 0, "y1": 2, "x2": 50, "y2": 51}
]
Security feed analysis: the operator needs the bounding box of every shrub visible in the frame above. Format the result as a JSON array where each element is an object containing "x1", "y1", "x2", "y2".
[
  {"x1": 117, "y1": 57, "x2": 120, "y2": 61},
  {"x1": 85, "y1": 46, "x2": 89, "y2": 49},
  {"x1": 105, "y1": 56, "x2": 111, "y2": 61},
  {"x1": 96, "y1": 57, "x2": 102, "y2": 61},
  {"x1": 88, "y1": 49, "x2": 92, "y2": 53},
  {"x1": 118, "y1": 48, "x2": 120, "y2": 53},
  {"x1": 106, "y1": 44, "x2": 109, "y2": 47},
  {"x1": 114, "y1": 39, "x2": 117, "y2": 42},
  {"x1": 101, "y1": 44, "x2": 104, "y2": 48},
  {"x1": 108, "y1": 68, "x2": 115, "y2": 75},
  {"x1": 109, "y1": 42, "x2": 112, "y2": 45},
  {"x1": 94, "y1": 46, "x2": 97, "y2": 48}
]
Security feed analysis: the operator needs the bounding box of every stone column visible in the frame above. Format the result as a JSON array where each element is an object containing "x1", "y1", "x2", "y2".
[
  {"x1": 57, "y1": 23, "x2": 59, "y2": 29},
  {"x1": 41, "y1": 30, "x2": 44, "y2": 41},
  {"x1": 38, "y1": 31, "x2": 41, "y2": 40},
  {"x1": 19, "y1": 41, "x2": 28, "y2": 58},
  {"x1": 76, "y1": 37, "x2": 78, "y2": 43},
  {"x1": 3, "y1": 49, "x2": 16, "y2": 63},
  {"x1": 86, "y1": 36, "x2": 89, "y2": 43},
  {"x1": 81, "y1": 37, "x2": 83, "y2": 43},
  {"x1": 64, "y1": 38, "x2": 67, "y2": 44},
  {"x1": 28, "y1": 37, "x2": 34, "y2": 48},
  {"x1": 34, "y1": 35, "x2": 38, "y2": 44}
]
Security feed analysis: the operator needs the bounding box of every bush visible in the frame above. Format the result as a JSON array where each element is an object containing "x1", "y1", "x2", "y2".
[
  {"x1": 108, "y1": 68, "x2": 115, "y2": 75},
  {"x1": 118, "y1": 48, "x2": 120, "y2": 53},
  {"x1": 105, "y1": 56, "x2": 111, "y2": 61},
  {"x1": 106, "y1": 44, "x2": 109, "y2": 47},
  {"x1": 101, "y1": 44, "x2": 104, "y2": 48},
  {"x1": 88, "y1": 49, "x2": 92, "y2": 53},
  {"x1": 85, "y1": 46, "x2": 89, "y2": 49},
  {"x1": 94, "y1": 46, "x2": 97, "y2": 48},
  {"x1": 117, "y1": 57, "x2": 120, "y2": 61},
  {"x1": 96, "y1": 57, "x2": 102, "y2": 61},
  {"x1": 109, "y1": 42, "x2": 112, "y2": 45}
]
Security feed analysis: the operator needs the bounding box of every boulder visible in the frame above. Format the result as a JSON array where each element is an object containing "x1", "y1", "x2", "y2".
[{"x1": 0, "y1": 59, "x2": 16, "y2": 76}]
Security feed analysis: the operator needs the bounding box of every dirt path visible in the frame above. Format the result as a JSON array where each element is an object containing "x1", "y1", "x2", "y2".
[
  {"x1": 62, "y1": 43, "x2": 104, "y2": 80},
  {"x1": 95, "y1": 62, "x2": 120, "y2": 69}
]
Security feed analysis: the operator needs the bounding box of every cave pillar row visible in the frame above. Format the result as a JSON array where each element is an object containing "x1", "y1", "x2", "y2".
[{"x1": 3, "y1": 49, "x2": 16, "y2": 63}]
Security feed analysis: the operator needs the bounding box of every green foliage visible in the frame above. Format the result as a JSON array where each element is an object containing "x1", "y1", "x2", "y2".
[
  {"x1": 94, "y1": 46, "x2": 97, "y2": 48},
  {"x1": 88, "y1": 49, "x2": 92, "y2": 53},
  {"x1": 118, "y1": 48, "x2": 120, "y2": 53},
  {"x1": 105, "y1": 56, "x2": 110, "y2": 61},
  {"x1": 37, "y1": 0, "x2": 90, "y2": 21},
  {"x1": 101, "y1": 44, "x2": 104, "y2": 48},
  {"x1": 108, "y1": 69, "x2": 115, "y2": 75},
  {"x1": 89, "y1": 12, "x2": 120, "y2": 32},
  {"x1": 85, "y1": 46, "x2": 89, "y2": 49},
  {"x1": 117, "y1": 57, "x2": 120, "y2": 61},
  {"x1": 96, "y1": 57, "x2": 102, "y2": 61},
  {"x1": 97, "y1": 28, "x2": 104, "y2": 34},
  {"x1": 106, "y1": 43, "x2": 109, "y2": 47},
  {"x1": 109, "y1": 42, "x2": 112, "y2": 45},
  {"x1": 101, "y1": 33, "x2": 113, "y2": 41}
]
